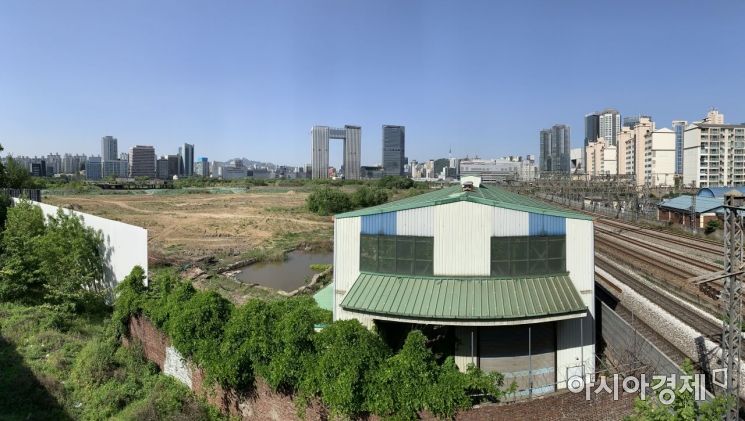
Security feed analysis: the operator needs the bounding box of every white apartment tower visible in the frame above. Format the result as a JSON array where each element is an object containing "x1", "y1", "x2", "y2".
[
  {"x1": 683, "y1": 114, "x2": 745, "y2": 187},
  {"x1": 643, "y1": 128, "x2": 676, "y2": 187}
]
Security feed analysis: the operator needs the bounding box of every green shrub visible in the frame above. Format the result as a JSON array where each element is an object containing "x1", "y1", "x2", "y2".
[
  {"x1": 168, "y1": 291, "x2": 232, "y2": 365},
  {"x1": 310, "y1": 263, "x2": 332, "y2": 272},
  {"x1": 377, "y1": 176, "x2": 415, "y2": 190},
  {"x1": 306, "y1": 187, "x2": 354, "y2": 215},
  {"x1": 705, "y1": 219, "x2": 721, "y2": 234},
  {"x1": 302, "y1": 319, "x2": 390, "y2": 417},
  {"x1": 352, "y1": 186, "x2": 389, "y2": 208}
]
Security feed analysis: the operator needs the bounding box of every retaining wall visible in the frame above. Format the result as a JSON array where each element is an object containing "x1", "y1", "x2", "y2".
[{"x1": 123, "y1": 315, "x2": 637, "y2": 420}]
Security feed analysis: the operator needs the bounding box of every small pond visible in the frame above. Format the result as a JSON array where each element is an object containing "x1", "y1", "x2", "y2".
[{"x1": 233, "y1": 250, "x2": 333, "y2": 292}]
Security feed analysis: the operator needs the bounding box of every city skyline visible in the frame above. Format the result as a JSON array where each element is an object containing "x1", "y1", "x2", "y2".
[{"x1": 2, "y1": 1, "x2": 745, "y2": 166}]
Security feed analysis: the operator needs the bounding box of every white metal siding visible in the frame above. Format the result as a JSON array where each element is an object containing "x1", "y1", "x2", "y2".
[
  {"x1": 433, "y1": 201, "x2": 491, "y2": 276},
  {"x1": 396, "y1": 207, "x2": 434, "y2": 236},
  {"x1": 557, "y1": 217, "x2": 595, "y2": 389},
  {"x1": 333, "y1": 216, "x2": 361, "y2": 321},
  {"x1": 492, "y1": 207, "x2": 529, "y2": 236}
]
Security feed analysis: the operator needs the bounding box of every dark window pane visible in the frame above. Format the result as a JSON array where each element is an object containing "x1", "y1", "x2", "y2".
[
  {"x1": 414, "y1": 260, "x2": 433, "y2": 276},
  {"x1": 397, "y1": 259, "x2": 414, "y2": 275},
  {"x1": 379, "y1": 258, "x2": 396, "y2": 273},
  {"x1": 415, "y1": 238, "x2": 434, "y2": 260},
  {"x1": 491, "y1": 237, "x2": 510, "y2": 261},
  {"x1": 546, "y1": 258, "x2": 565, "y2": 273},
  {"x1": 547, "y1": 237, "x2": 565, "y2": 259},
  {"x1": 529, "y1": 259, "x2": 548, "y2": 275},
  {"x1": 491, "y1": 261, "x2": 511, "y2": 276},
  {"x1": 511, "y1": 260, "x2": 529, "y2": 276},
  {"x1": 529, "y1": 237, "x2": 548, "y2": 260},
  {"x1": 397, "y1": 237, "x2": 414, "y2": 260},
  {"x1": 379, "y1": 237, "x2": 397, "y2": 259},
  {"x1": 511, "y1": 238, "x2": 529, "y2": 260},
  {"x1": 360, "y1": 235, "x2": 378, "y2": 271}
]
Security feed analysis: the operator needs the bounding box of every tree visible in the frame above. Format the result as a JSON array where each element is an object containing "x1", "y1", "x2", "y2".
[
  {"x1": 0, "y1": 200, "x2": 46, "y2": 302},
  {"x1": 3, "y1": 156, "x2": 34, "y2": 189},
  {"x1": 306, "y1": 187, "x2": 353, "y2": 215},
  {"x1": 352, "y1": 186, "x2": 389, "y2": 208},
  {"x1": 378, "y1": 176, "x2": 414, "y2": 190},
  {"x1": 0, "y1": 143, "x2": 6, "y2": 187},
  {"x1": 39, "y1": 209, "x2": 104, "y2": 310}
]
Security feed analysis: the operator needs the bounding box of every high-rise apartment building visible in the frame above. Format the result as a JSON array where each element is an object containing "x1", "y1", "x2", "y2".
[
  {"x1": 539, "y1": 124, "x2": 571, "y2": 173},
  {"x1": 585, "y1": 109, "x2": 621, "y2": 146},
  {"x1": 87, "y1": 156, "x2": 102, "y2": 180},
  {"x1": 644, "y1": 128, "x2": 676, "y2": 187},
  {"x1": 701, "y1": 109, "x2": 724, "y2": 124},
  {"x1": 182, "y1": 143, "x2": 194, "y2": 176},
  {"x1": 585, "y1": 138, "x2": 616, "y2": 177},
  {"x1": 672, "y1": 120, "x2": 688, "y2": 175},
  {"x1": 101, "y1": 136, "x2": 118, "y2": 161},
  {"x1": 129, "y1": 145, "x2": 156, "y2": 178},
  {"x1": 382, "y1": 125, "x2": 405, "y2": 176},
  {"x1": 311, "y1": 125, "x2": 361, "y2": 179},
  {"x1": 683, "y1": 121, "x2": 745, "y2": 187},
  {"x1": 623, "y1": 117, "x2": 655, "y2": 185}
]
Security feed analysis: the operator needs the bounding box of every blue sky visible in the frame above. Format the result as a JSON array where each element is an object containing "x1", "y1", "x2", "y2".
[{"x1": 1, "y1": 0, "x2": 744, "y2": 167}]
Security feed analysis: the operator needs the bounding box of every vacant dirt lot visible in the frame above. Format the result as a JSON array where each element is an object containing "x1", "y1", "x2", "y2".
[{"x1": 44, "y1": 189, "x2": 333, "y2": 265}]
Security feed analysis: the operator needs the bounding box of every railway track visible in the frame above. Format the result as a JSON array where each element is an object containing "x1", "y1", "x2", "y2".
[
  {"x1": 596, "y1": 255, "x2": 722, "y2": 341},
  {"x1": 597, "y1": 218, "x2": 722, "y2": 256},
  {"x1": 595, "y1": 226, "x2": 720, "y2": 273}
]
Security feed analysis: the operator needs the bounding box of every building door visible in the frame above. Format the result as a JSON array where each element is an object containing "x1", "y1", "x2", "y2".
[{"x1": 478, "y1": 322, "x2": 556, "y2": 396}]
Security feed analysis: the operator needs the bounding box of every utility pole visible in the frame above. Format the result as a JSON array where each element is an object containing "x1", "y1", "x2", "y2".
[{"x1": 722, "y1": 190, "x2": 744, "y2": 420}]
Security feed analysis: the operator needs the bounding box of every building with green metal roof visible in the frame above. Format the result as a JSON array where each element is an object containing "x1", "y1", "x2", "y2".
[{"x1": 332, "y1": 177, "x2": 595, "y2": 397}]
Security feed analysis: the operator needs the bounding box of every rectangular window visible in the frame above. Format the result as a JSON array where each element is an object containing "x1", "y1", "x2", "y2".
[
  {"x1": 359, "y1": 235, "x2": 434, "y2": 276},
  {"x1": 490, "y1": 236, "x2": 566, "y2": 276}
]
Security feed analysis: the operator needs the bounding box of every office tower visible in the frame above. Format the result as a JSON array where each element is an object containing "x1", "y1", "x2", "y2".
[
  {"x1": 128, "y1": 145, "x2": 156, "y2": 178},
  {"x1": 195, "y1": 157, "x2": 209, "y2": 177},
  {"x1": 539, "y1": 124, "x2": 571, "y2": 173},
  {"x1": 672, "y1": 120, "x2": 688, "y2": 175},
  {"x1": 101, "y1": 136, "x2": 118, "y2": 161},
  {"x1": 311, "y1": 125, "x2": 361, "y2": 179},
  {"x1": 87, "y1": 156, "x2": 102, "y2": 180},
  {"x1": 382, "y1": 125, "x2": 405, "y2": 176},
  {"x1": 183, "y1": 143, "x2": 194, "y2": 176},
  {"x1": 585, "y1": 109, "x2": 621, "y2": 146},
  {"x1": 167, "y1": 155, "x2": 180, "y2": 177}
]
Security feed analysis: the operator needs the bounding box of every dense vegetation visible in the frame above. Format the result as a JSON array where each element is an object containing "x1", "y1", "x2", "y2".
[
  {"x1": 116, "y1": 267, "x2": 508, "y2": 419},
  {"x1": 0, "y1": 198, "x2": 225, "y2": 420},
  {"x1": 306, "y1": 176, "x2": 427, "y2": 216}
]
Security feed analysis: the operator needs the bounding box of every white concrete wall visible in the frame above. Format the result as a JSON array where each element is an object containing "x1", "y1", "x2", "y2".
[
  {"x1": 683, "y1": 127, "x2": 701, "y2": 186},
  {"x1": 557, "y1": 217, "x2": 595, "y2": 388},
  {"x1": 13, "y1": 199, "x2": 148, "y2": 289},
  {"x1": 433, "y1": 201, "x2": 492, "y2": 276}
]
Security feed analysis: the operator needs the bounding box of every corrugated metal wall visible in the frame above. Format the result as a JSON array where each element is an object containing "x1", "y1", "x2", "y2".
[
  {"x1": 333, "y1": 217, "x2": 361, "y2": 322},
  {"x1": 396, "y1": 207, "x2": 434, "y2": 236},
  {"x1": 528, "y1": 213, "x2": 566, "y2": 236},
  {"x1": 361, "y1": 212, "x2": 397, "y2": 235},
  {"x1": 492, "y1": 207, "x2": 529, "y2": 236},
  {"x1": 556, "y1": 217, "x2": 595, "y2": 389},
  {"x1": 433, "y1": 201, "x2": 492, "y2": 276}
]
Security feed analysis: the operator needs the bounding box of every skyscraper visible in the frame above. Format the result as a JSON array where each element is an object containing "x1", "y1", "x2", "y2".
[
  {"x1": 101, "y1": 136, "x2": 118, "y2": 161},
  {"x1": 672, "y1": 120, "x2": 687, "y2": 175},
  {"x1": 382, "y1": 125, "x2": 405, "y2": 176},
  {"x1": 129, "y1": 145, "x2": 156, "y2": 178},
  {"x1": 539, "y1": 124, "x2": 571, "y2": 173},
  {"x1": 585, "y1": 109, "x2": 621, "y2": 146},
  {"x1": 311, "y1": 125, "x2": 361, "y2": 179},
  {"x1": 183, "y1": 143, "x2": 194, "y2": 176}
]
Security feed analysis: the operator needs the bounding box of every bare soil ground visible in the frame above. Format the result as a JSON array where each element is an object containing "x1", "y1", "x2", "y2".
[{"x1": 44, "y1": 189, "x2": 334, "y2": 266}]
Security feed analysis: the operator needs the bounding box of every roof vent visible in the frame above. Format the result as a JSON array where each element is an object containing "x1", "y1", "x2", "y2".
[
  {"x1": 462, "y1": 181, "x2": 474, "y2": 192},
  {"x1": 460, "y1": 176, "x2": 481, "y2": 190}
]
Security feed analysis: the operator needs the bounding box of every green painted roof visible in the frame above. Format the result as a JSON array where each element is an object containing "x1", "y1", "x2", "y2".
[
  {"x1": 335, "y1": 184, "x2": 590, "y2": 219},
  {"x1": 340, "y1": 272, "x2": 586, "y2": 321},
  {"x1": 313, "y1": 283, "x2": 334, "y2": 312}
]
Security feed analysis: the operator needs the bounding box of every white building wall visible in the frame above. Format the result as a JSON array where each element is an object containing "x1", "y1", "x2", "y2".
[
  {"x1": 683, "y1": 127, "x2": 701, "y2": 186},
  {"x1": 557, "y1": 217, "x2": 595, "y2": 388},
  {"x1": 15, "y1": 199, "x2": 148, "y2": 290},
  {"x1": 396, "y1": 207, "x2": 434, "y2": 236},
  {"x1": 333, "y1": 216, "x2": 374, "y2": 327},
  {"x1": 433, "y1": 201, "x2": 492, "y2": 276},
  {"x1": 491, "y1": 207, "x2": 529, "y2": 236}
]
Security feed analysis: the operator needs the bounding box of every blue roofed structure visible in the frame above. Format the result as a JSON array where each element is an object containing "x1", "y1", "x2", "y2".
[
  {"x1": 697, "y1": 186, "x2": 745, "y2": 198},
  {"x1": 658, "y1": 195, "x2": 724, "y2": 214}
]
